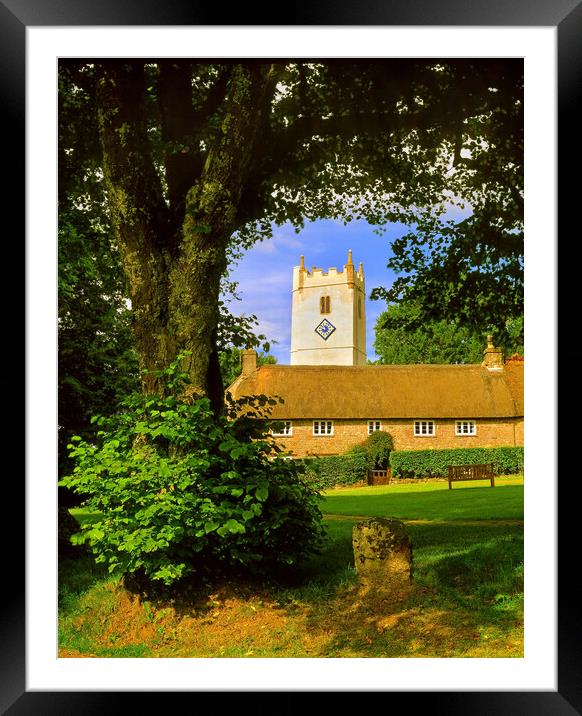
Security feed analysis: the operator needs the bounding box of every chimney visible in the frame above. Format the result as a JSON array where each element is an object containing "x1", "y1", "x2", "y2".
[
  {"x1": 482, "y1": 335, "x2": 504, "y2": 370},
  {"x1": 241, "y1": 349, "x2": 258, "y2": 376}
]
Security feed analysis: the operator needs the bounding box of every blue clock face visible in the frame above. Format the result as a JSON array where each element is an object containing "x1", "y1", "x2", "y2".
[{"x1": 315, "y1": 318, "x2": 336, "y2": 341}]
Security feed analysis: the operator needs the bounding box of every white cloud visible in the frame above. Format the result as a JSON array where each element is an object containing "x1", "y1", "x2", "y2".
[{"x1": 252, "y1": 240, "x2": 277, "y2": 254}]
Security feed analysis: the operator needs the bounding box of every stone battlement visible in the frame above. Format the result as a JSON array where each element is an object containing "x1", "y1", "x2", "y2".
[{"x1": 293, "y1": 250, "x2": 364, "y2": 291}]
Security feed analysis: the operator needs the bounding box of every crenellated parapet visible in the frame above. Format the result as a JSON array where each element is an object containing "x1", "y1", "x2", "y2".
[{"x1": 294, "y1": 249, "x2": 365, "y2": 292}]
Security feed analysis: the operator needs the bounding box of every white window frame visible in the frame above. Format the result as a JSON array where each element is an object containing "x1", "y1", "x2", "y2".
[
  {"x1": 414, "y1": 420, "x2": 435, "y2": 437},
  {"x1": 313, "y1": 420, "x2": 334, "y2": 436},
  {"x1": 271, "y1": 421, "x2": 292, "y2": 437},
  {"x1": 368, "y1": 420, "x2": 382, "y2": 435},
  {"x1": 455, "y1": 420, "x2": 477, "y2": 436}
]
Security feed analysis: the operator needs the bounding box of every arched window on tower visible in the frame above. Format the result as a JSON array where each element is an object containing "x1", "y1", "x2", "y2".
[{"x1": 320, "y1": 296, "x2": 331, "y2": 314}]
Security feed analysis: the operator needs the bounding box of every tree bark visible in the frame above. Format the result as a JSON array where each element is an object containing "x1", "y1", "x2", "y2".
[
  {"x1": 169, "y1": 63, "x2": 278, "y2": 409},
  {"x1": 95, "y1": 61, "x2": 277, "y2": 412},
  {"x1": 95, "y1": 62, "x2": 177, "y2": 395}
]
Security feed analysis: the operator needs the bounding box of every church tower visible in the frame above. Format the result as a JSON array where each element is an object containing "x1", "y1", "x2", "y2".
[{"x1": 290, "y1": 250, "x2": 367, "y2": 365}]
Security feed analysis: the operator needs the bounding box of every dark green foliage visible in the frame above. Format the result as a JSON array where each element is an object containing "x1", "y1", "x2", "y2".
[
  {"x1": 373, "y1": 301, "x2": 523, "y2": 364},
  {"x1": 373, "y1": 301, "x2": 484, "y2": 364},
  {"x1": 304, "y1": 452, "x2": 370, "y2": 491},
  {"x1": 391, "y1": 447, "x2": 524, "y2": 479},
  {"x1": 58, "y1": 210, "x2": 141, "y2": 474},
  {"x1": 58, "y1": 66, "x2": 140, "y2": 477},
  {"x1": 350, "y1": 430, "x2": 394, "y2": 469},
  {"x1": 370, "y1": 61, "x2": 523, "y2": 341},
  {"x1": 58, "y1": 506, "x2": 90, "y2": 559},
  {"x1": 59, "y1": 356, "x2": 325, "y2": 588}
]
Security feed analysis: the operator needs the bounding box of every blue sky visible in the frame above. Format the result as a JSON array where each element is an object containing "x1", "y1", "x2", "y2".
[{"x1": 226, "y1": 219, "x2": 411, "y2": 364}]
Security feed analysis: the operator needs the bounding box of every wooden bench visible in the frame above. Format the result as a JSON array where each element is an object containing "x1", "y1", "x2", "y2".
[{"x1": 448, "y1": 463, "x2": 495, "y2": 489}]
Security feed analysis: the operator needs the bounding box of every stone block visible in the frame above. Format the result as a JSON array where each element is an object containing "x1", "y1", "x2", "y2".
[{"x1": 352, "y1": 517, "x2": 413, "y2": 591}]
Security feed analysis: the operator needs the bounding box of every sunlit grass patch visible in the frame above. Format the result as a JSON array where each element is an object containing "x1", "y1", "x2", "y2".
[{"x1": 321, "y1": 476, "x2": 524, "y2": 521}]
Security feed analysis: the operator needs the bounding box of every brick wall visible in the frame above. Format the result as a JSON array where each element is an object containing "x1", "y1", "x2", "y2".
[{"x1": 272, "y1": 417, "x2": 523, "y2": 457}]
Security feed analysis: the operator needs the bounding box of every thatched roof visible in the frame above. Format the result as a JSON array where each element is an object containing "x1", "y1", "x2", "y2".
[{"x1": 227, "y1": 362, "x2": 524, "y2": 420}]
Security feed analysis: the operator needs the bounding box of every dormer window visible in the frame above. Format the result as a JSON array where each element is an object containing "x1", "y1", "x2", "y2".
[{"x1": 320, "y1": 296, "x2": 331, "y2": 314}]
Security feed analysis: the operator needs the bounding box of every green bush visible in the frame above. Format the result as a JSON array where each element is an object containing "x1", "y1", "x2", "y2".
[
  {"x1": 304, "y1": 451, "x2": 370, "y2": 490},
  {"x1": 391, "y1": 447, "x2": 524, "y2": 479},
  {"x1": 350, "y1": 430, "x2": 394, "y2": 469},
  {"x1": 59, "y1": 355, "x2": 325, "y2": 589}
]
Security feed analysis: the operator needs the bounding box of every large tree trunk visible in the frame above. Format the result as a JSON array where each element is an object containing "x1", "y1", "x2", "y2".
[
  {"x1": 95, "y1": 62, "x2": 176, "y2": 396},
  {"x1": 95, "y1": 61, "x2": 276, "y2": 413},
  {"x1": 169, "y1": 64, "x2": 277, "y2": 409}
]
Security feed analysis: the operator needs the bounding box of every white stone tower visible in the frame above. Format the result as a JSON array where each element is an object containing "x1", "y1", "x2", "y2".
[{"x1": 290, "y1": 250, "x2": 367, "y2": 365}]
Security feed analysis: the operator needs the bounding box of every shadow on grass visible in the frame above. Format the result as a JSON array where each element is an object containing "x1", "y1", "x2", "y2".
[
  {"x1": 298, "y1": 577, "x2": 524, "y2": 657},
  {"x1": 58, "y1": 556, "x2": 109, "y2": 611}
]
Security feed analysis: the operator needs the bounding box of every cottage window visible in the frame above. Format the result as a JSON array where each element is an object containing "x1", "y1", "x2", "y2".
[
  {"x1": 368, "y1": 420, "x2": 381, "y2": 434},
  {"x1": 320, "y1": 296, "x2": 331, "y2": 314},
  {"x1": 313, "y1": 420, "x2": 334, "y2": 436},
  {"x1": 455, "y1": 420, "x2": 477, "y2": 436},
  {"x1": 414, "y1": 420, "x2": 435, "y2": 436},
  {"x1": 271, "y1": 421, "x2": 292, "y2": 436}
]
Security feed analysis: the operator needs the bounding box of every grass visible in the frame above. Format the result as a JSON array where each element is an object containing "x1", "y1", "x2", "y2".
[
  {"x1": 59, "y1": 476, "x2": 524, "y2": 658},
  {"x1": 323, "y1": 475, "x2": 524, "y2": 521}
]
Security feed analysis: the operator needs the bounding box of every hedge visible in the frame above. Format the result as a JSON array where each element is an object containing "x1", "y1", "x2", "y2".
[
  {"x1": 303, "y1": 451, "x2": 370, "y2": 490},
  {"x1": 390, "y1": 447, "x2": 524, "y2": 479}
]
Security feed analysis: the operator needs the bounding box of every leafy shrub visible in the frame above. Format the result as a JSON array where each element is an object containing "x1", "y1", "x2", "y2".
[
  {"x1": 59, "y1": 355, "x2": 325, "y2": 589},
  {"x1": 349, "y1": 430, "x2": 394, "y2": 469},
  {"x1": 304, "y1": 451, "x2": 370, "y2": 490},
  {"x1": 391, "y1": 447, "x2": 524, "y2": 479}
]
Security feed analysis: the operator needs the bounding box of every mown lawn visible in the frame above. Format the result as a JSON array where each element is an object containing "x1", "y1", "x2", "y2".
[
  {"x1": 60, "y1": 476, "x2": 524, "y2": 658},
  {"x1": 323, "y1": 475, "x2": 524, "y2": 520}
]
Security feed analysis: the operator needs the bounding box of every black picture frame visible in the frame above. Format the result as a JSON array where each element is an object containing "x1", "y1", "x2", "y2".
[{"x1": 9, "y1": 0, "x2": 571, "y2": 712}]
